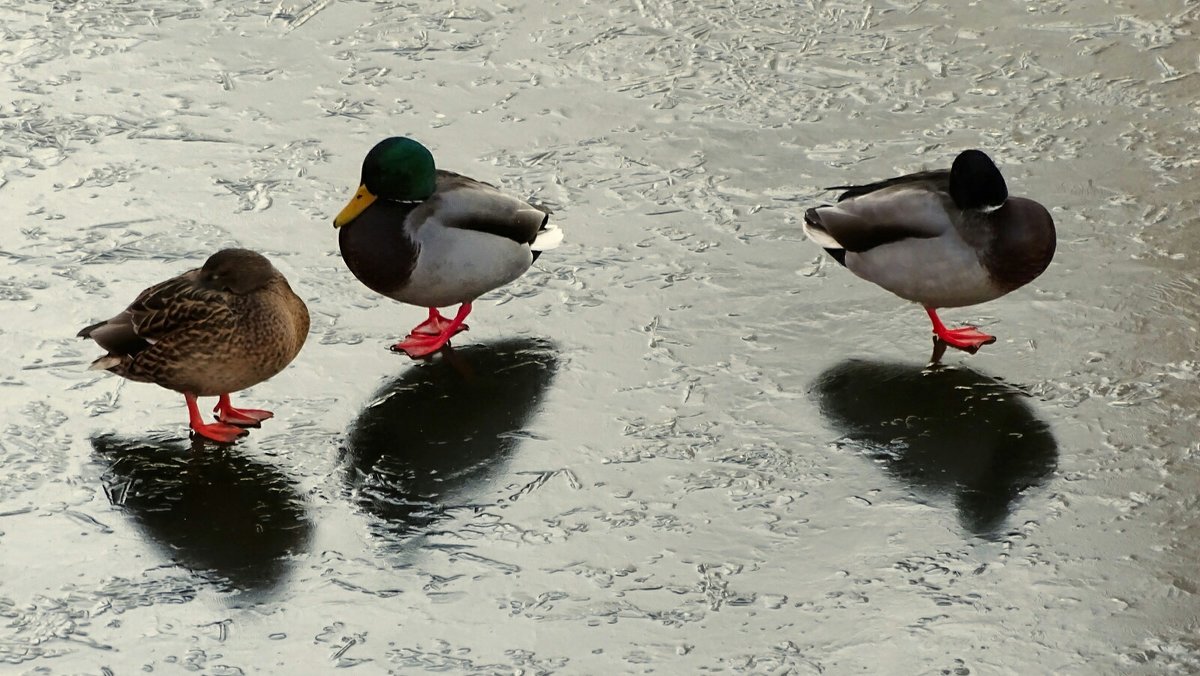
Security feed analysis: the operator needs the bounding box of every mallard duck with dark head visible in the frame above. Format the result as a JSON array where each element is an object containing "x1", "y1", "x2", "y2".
[
  {"x1": 78, "y1": 248, "x2": 310, "y2": 443},
  {"x1": 803, "y1": 150, "x2": 1056, "y2": 362},
  {"x1": 333, "y1": 137, "x2": 563, "y2": 358}
]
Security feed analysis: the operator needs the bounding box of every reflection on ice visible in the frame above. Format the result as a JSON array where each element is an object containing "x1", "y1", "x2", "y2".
[
  {"x1": 341, "y1": 338, "x2": 558, "y2": 544},
  {"x1": 811, "y1": 359, "x2": 1057, "y2": 537},
  {"x1": 92, "y1": 433, "x2": 311, "y2": 595}
]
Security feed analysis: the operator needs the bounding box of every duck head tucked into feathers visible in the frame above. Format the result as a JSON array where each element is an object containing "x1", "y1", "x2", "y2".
[
  {"x1": 948, "y1": 149, "x2": 1008, "y2": 211},
  {"x1": 77, "y1": 247, "x2": 310, "y2": 443},
  {"x1": 802, "y1": 148, "x2": 1055, "y2": 361},
  {"x1": 335, "y1": 137, "x2": 437, "y2": 228},
  {"x1": 198, "y1": 248, "x2": 278, "y2": 294}
]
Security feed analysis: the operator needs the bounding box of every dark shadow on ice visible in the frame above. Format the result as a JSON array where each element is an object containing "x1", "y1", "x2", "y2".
[
  {"x1": 340, "y1": 338, "x2": 558, "y2": 545},
  {"x1": 811, "y1": 359, "x2": 1057, "y2": 537},
  {"x1": 92, "y1": 433, "x2": 311, "y2": 596}
]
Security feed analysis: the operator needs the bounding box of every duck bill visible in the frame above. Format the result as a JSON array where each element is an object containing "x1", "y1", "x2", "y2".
[{"x1": 333, "y1": 184, "x2": 377, "y2": 228}]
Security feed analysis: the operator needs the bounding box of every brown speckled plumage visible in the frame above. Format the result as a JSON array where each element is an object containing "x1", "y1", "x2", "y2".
[{"x1": 78, "y1": 248, "x2": 309, "y2": 397}]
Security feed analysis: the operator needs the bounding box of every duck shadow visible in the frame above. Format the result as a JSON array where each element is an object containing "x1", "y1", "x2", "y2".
[
  {"x1": 92, "y1": 433, "x2": 312, "y2": 596},
  {"x1": 340, "y1": 337, "x2": 559, "y2": 544},
  {"x1": 810, "y1": 359, "x2": 1058, "y2": 537}
]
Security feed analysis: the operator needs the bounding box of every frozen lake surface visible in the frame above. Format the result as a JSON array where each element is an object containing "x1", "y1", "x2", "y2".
[{"x1": 2, "y1": 0, "x2": 1199, "y2": 673}]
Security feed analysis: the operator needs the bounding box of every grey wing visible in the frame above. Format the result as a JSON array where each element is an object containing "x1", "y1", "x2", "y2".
[
  {"x1": 431, "y1": 170, "x2": 549, "y2": 245},
  {"x1": 805, "y1": 186, "x2": 954, "y2": 253}
]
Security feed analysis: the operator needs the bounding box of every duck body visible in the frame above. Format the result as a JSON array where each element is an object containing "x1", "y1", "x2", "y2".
[
  {"x1": 803, "y1": 150, "x2": 1055, "y2": 360},
  {"x1": 339, "y1": 170, "x2": 552, "y2": 309},
  {"x1": 334, "y1": 138, "x2": 562, "y2": 358},
  {"x1": 78, "y1": 248, "x2": 310, "y2": 442}
]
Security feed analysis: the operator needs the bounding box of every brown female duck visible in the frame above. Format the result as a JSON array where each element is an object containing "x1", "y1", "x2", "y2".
[{"x1": 78, "y1": 248, "x2": 310, "y2": 443}]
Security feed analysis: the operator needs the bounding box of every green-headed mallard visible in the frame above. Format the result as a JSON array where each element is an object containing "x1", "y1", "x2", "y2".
[
  {"x1": 802, "y1": 149, "x2": 1056, "y2": 361},
  {"x1": 77, "y1": 248, "x2": 310, "y2": 443},
  {"x1": 332, "y1": 137, "x2": 563, "y2": 358}
]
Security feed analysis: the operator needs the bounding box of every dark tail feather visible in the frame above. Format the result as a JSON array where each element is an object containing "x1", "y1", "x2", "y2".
[
  {"x1": 77, "y1": 320, "x2": 105, "y2": 339},
  {"x1": 803, "y1": 207, "x2": 847, "y2": 267}
]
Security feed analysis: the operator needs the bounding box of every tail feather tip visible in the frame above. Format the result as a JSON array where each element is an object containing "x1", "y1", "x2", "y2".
[
  {"x1": 88, "y1": 355, "x2": 121, "y2": 371},
  {"x1": 532, "y1": 224, "x2": 564, "y2": 251}
]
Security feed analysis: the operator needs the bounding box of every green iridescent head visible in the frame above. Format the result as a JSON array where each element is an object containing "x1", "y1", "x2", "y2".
[
  {"x1": 361, "y1": 136, "x2": 437, "y2": 201},
  {"x1": 334, "y1": 137, "x2": 437, "y2": 228}
]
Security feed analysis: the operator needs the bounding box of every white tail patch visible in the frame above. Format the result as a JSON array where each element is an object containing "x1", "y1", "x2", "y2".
[
  {"x1": 532, "y1": 223, "x2": 564, "y2": 251},
  {"x1": 88, "y1": 355, "x2": 122, "y2": 371}
]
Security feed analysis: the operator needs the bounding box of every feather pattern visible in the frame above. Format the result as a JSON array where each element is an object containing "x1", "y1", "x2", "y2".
[{"x1": 77, "y1": 249, "x2": 309, "y2": 397}]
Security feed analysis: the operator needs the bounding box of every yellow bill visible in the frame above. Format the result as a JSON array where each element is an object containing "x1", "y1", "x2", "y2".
[{"x1": 333, "y1": 184, "x2": 377, "y2": 228}]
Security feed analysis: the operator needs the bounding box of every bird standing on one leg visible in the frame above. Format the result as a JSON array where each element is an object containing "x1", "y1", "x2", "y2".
[
  {"x1": 802, "y1": 149, "x2": 1056, "y2": 362},
  {"x1": 77, "y1": 249, "x2": 310, "y2": 443},
  {"x1": 333, "y1": 137, "x2": 563, "y2": 359}
]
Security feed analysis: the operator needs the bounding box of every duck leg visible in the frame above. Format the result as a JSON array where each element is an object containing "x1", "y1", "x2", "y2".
[
  {"x1": 925, "y1": 307, "x2": 995, "y2": 355},
  {"x1": 408, "y1": 307, "x2": 470, "y2": 337},
  {"x1": 186, "y1": 393, "x2": 248, "y2": 443},
  {"x1": 392, "y1": 302, "x2": 473, "y2": 358},
  {"x1": 928, "y1": 336, "x2": 949, "y2": 365},
  {"x1": 213, "y1": 393, "x2": 274, "y2": 427}
]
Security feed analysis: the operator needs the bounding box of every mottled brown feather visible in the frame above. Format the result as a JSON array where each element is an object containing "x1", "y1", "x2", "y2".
[{"x1": 78, "y1": 249, "x2": 309, "y2": 397}]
